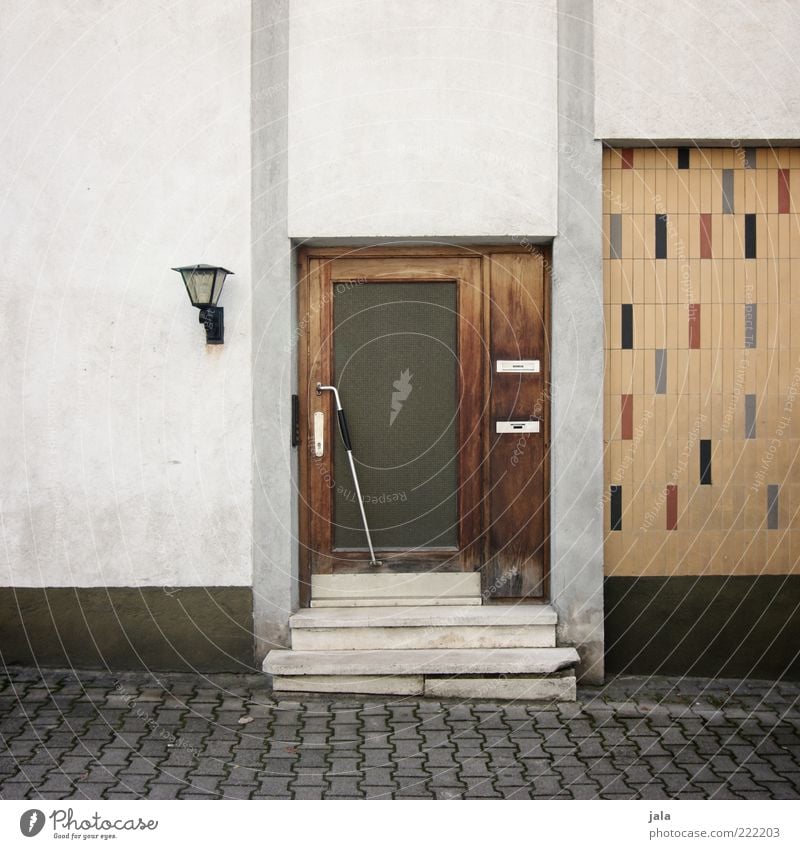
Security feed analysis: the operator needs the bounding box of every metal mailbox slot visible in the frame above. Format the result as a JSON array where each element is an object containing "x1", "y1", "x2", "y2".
[{"x1": 496, "y1": 420, "x2": 541, "y2": 434}]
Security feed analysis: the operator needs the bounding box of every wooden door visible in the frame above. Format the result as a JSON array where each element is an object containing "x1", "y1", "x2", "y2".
[{"x1": 296, "y1": 247, "x2": 549, "y2": 605}]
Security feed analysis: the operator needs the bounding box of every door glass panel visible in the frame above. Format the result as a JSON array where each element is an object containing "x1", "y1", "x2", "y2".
[{"x1": 333, "y1": 281, "x2": 458, "y2": 549}]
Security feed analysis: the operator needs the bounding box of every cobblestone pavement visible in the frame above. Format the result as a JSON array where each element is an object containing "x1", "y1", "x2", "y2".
[{"x1": 0, "y1": 668, "x2": 798, "y2": 800}]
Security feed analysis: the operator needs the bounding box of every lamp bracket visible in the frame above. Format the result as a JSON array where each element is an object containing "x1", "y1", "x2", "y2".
[{"x1": 198, "y1": 306, "x2": 224, "y2": 345}]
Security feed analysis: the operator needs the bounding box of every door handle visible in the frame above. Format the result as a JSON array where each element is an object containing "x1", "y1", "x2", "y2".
[{"x1": 313, "y1": 411, "x2": 325, "y2": 457}]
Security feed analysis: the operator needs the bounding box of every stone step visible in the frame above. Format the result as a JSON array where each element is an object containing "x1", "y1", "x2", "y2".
[
  {"x1": 289, "y1": 605, "x2": 557, "y2": 650},
  {"x1": 264, "y1": 646, "x2": 579, "y2": 677},
  {"x1": 271, "y1": 673, "x2": 576, "y2": 701},
  {"x1": 310, "y1": 572, "x2": 481, "y2": 607}
]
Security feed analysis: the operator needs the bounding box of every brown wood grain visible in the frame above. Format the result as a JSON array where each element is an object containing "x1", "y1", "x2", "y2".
[
  {"x1": 456, "y1": 258, "x2": 487, "y2": 572},
  {"x1": 484, "y1": 252, "x2": 548, "y2": 600},
  {"x1": 300, "y1": 251, "x2": 485, "y2": 577},
  {"x1": 297, "y1": 255, "x2": 312, "y2": 606}
]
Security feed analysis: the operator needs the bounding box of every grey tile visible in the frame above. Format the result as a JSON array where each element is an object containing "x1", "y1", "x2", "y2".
[
  {"x1": 610, "y1": 213, "x2": 622, "y2": 259},
  {"x1": 655, "y1": 349, "x2": 667, "y2": 394},
  {"x1": 745, "y1": 394, "x2": 756, "y2": 439},
  {"x1": 723, "y1": 169, "x2": 735, "y2": 213},
  {"x1": 767, "y1": 484, "x2": 780, "y2": 530},
  {"x1": 745, "y1": 303, "x2": 757, "y2": 348}
]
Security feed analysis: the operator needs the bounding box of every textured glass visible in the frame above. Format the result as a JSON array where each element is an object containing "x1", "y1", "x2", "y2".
[
  {"x1": 332, "y1": 282, "x2": 458, "y2": 550},
  {"x1": 187, "y1": 269, "x2": 215, "y2": 305}
]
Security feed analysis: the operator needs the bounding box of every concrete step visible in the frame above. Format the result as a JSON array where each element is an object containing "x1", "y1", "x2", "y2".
[
  {"x1": 264, "y1": 646, "x2": 580, "y2": 700},
  {"x1": 289, "y1": 605, "x2": 557, "y2": 650},
  {"x1": 265, "y1": 646, "x2": 578, "y2": 677},
  {"x1": 271, "y1": 673, "x2": 576, "y2": 700},
  {"x1": 310, "y1": 572, "x2": 481, "y2": 607}
]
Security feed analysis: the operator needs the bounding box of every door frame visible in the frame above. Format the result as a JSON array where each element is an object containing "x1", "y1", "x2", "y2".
[{"x1": 296, "y1": 244, "x2": 551, "y2": 607}]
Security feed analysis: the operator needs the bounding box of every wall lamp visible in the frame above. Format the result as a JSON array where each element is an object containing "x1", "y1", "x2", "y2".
[{"x1": 172, "y1": 264, "x2": 233, "y2": 345}]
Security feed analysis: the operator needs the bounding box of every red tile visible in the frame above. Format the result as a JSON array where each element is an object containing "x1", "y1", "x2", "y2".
[
  {"x1": 666, "y1": 485, "x2": 678, "y2": 531},
  {"x1": 700, "y1": 213, "x2": 712, "y2": 259},
  {"x1": 689, "y1": 303, "x2": 701, "y2": 349},
  {"x1": 621, "y1": 148, "x2": 634, "y2": 170},
  {"x1": 621, "y1": 394, "x2": 633, "y2": 440},
  {"x1": 779, "y1": 169, "x2": 791, "y2": 214}
]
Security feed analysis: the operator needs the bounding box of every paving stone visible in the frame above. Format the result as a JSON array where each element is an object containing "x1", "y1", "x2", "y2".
[
  {"x1": 179, "y1": 790, "x2": 222, "y2": 800},
  {"x1": 427, "y1": 768, "x2": 465, "y2": 788},
  {"x1": 432, "y1": 787, "x2": 463, "y2": 799},
  {"x1": 360, "y1": 749, "x2": 393, "y2": 769},
  {"x1": 734, "y1": 790, "x2": 774, "y2": 799},
  {"x1": 36, "y1": 775, "x2": 79, "y2": 793},
  {"x1": 530, "y1": 775, "x2": 563, "y2": 795},
  {"x1": 292, "y1": 786, "x2": 326, "y2": 799},
  {"x1": 493, "y1": 768, "x2": 529, "y2": 787},
  {"x1": 218, "y1": 785, "x2": 253, "y2": 799},
  {"x1": 254, "y1": 776, "x2": 293, "y2": 797},
  {"x1": 3, "y1": 669, "x2": 800, "y2": 800},
  {"x1": 113, "y1": 775, "x2": 151, "y2": 794},
  {"x1": 565, "y1": 783, "x2": 602, "y2": 799},
  {"x1": 66, "y1": 783, "x2": 114, "y2": 799},
  {"x1": 462, "y1": 784, "x2": 501, "y2": 799}
]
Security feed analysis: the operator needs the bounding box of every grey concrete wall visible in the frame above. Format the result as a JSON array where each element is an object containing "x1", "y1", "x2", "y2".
[
  {"x1": 252, "y1": 0, "x2": 298, "y2": 660},
  {"x1": 0, "y1": 0, "x2": 253, "y2": 589},
  {"x1": 286, "y1": 0, "x2": 559, "y2": 239},
  {"x1": 551, "y1": 0, "x2": 605, "y2": 683},
  {"x1": 595, "y1": 0, "x2": 800, "y2": 141},
  {"x1": 252, "y1": 0, "x2": 605, "y2": 680}
]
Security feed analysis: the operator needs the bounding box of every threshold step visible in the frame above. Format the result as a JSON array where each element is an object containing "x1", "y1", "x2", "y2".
[
  {"x1": 264, "y1": 647, "x2": 579, "y2": 677},
  {"x1": 310, "y1": 572, "x2": 481, "y2": 607}
]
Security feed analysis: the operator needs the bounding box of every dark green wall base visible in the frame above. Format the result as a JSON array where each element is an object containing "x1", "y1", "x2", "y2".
[
  {"x1": 605, "y1": 575, "x2": 800, "y2": 681},
  {"x1": 0, "y1": 587, "x2": 255, "y2": 672}
]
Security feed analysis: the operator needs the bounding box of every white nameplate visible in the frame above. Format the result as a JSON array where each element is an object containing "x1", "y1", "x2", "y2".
[{"x1": 496, "y1": 360, "x2": 540, "y2": 373}]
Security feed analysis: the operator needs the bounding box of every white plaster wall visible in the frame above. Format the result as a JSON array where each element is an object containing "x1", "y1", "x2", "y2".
[
  {"x1": 595, "y1": 0, "x2": 800, "y2": 141},
  {"x1": 287, "y1": 0, "x2": 558, "y2": 238},
  {"x1": 0, "y1": 0, "x2": 252, "y2": 587}
]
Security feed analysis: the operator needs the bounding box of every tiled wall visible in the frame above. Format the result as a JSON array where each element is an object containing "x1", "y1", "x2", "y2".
[{"x1": 603, "y1": 147, "x2": 800, "y2": 576}]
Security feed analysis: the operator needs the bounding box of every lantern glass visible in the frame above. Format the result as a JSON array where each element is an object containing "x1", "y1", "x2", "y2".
[{"x1": 172, "y1": 264, "x2": 232, "y2": 307}]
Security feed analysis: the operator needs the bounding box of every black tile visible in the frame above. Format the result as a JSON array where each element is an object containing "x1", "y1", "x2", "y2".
[
  {"x1": 621, "y1": 304, "x2": 633, "y2": 349},
  {"x1": 655, "y1": 214, "x2": 668, "y2": 259},
  {"x1": 700, "y1": 439, "x2": 712, "y2": 485},
  {"x1": 610, "y1": 486, "x2": 622, "y2": 532},
  {"x1": 745, "y1": 214, "x2": 756, "y2": 258}
]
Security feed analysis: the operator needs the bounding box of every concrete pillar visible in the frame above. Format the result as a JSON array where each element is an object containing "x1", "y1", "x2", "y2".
[
  {"x1": 551, "y1": 0, "x2": 605, "y2": 682},
  {"x1": 252, "y1": 0, "x2": 297, "y2": 660}
]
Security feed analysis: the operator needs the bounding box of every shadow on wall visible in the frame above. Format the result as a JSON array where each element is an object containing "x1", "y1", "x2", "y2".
[
  {"x1": 605, "y1": 575, "x2": 800, "y2": 681},
  {"x1": 0, "y1": 588, "x2": 256, "y2": 672}
]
